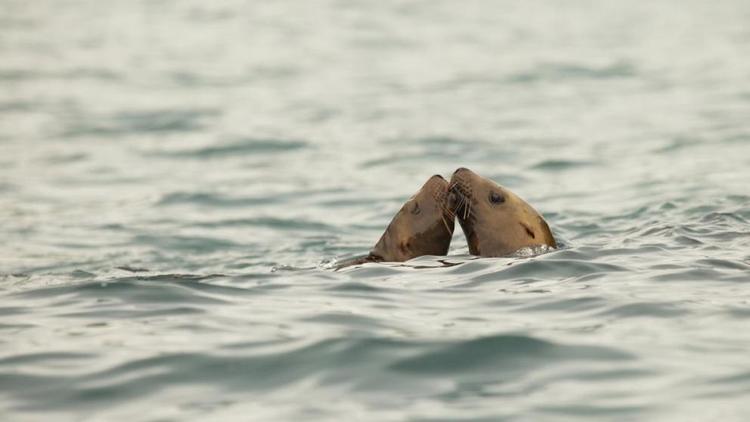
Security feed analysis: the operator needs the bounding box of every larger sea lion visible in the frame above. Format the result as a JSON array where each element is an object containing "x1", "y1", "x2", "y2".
[
  {"x1": 336, "y1": 175, "x2": 455, "y2": 268},
  {"x1": 449, "y1": 167, "x2": 556, "y2": 257}
]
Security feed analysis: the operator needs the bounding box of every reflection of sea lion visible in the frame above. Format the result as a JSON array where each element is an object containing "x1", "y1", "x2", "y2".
[
  {"x1": 337, "y1": 175, "x2": 455, "y2": 268},
  {"x1": 449, "y1": 167, "x2": 556, "y2": 257}
]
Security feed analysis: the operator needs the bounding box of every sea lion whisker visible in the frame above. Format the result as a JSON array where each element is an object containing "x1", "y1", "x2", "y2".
[
  {"x1": 454, "y1": 191, "x2": 466, "y2": 212},
  {"x1": 435, "y1": 191, "x2": 455, "y2": 218},
  {"x1": 440, "y1": 201, "x2": 455, "y2": 218},
  {"x1": 440, "y1": 213, "x2": 451, "y2": 234},
  {"x1": 456, "y1": 196, "x2": 466, "y2": 215}
]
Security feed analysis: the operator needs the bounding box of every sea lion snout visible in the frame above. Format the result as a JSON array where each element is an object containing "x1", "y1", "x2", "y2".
[
  {"x1": 452, "y1": 167, "x2": 472, "y2": 176},
  {"x1": 425, "y1": 174, "x2": 448, "y2": 192},
  {"x1": 448, "y1": 168, "x2": 474, "y2": 211},
  {"x1": 449, "y1": 167, "x2": 479, "y2": 194}
]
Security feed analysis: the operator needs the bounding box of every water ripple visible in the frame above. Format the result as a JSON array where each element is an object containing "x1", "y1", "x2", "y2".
[
  {"x1": 61, "y1": 109, "x2": 220, "y2": 137},
  {"x1": 390, "y1": 334, "x2": 632, "y2": 374},
  {"x1": 154, "y1": 138, "x2": 308, "y2": 159},
  {"x1": 3, "y1": 0, "x2": 750, "y2": 420},
  {"x1": 507, "y1": 61, "x2": 637, "y2": 83}
]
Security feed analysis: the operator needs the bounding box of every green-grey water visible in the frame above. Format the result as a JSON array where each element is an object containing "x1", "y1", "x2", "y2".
[{"x1": 2, "y1": 1, "x2": 750, "y2": 420}]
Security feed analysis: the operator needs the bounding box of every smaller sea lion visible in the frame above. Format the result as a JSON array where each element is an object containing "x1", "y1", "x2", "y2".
[
  {"x1": 336, "y1": 175, "x2": 455, "y2": 268},
  {"x1": 449, "y1": 167, "x2": 556, "y2": 257}
]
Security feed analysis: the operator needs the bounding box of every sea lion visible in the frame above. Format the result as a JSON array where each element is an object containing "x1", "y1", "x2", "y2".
[
  {"x1": 449, "y1": 167, "x2": 556, "y2": 257},
  {"x1": 336, "y1": 175, "x2": 455, "y2": 268}
]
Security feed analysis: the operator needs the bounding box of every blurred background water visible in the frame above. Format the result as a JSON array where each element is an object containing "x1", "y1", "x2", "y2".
[{"x1": 2, "y1": 0, "x2": 750, "y2": 420}]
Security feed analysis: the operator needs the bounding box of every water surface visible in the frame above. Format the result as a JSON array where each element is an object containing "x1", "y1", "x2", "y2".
[{"x1": 2, "y1": 0, "x2": 750, "y2": 420}]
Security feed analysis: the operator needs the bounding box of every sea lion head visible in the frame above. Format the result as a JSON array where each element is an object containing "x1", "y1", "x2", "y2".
[
  {"x1": 449, "y1": 167, "x2": 556, "y2": 257},
  {"x1": 369, "y1": 175, "x2": 455, "y2": 262}
]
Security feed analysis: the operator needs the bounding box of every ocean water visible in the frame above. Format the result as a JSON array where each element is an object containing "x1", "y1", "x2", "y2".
[{"x1": 2, "y1": 0, "x2": 750, "y2": 420}]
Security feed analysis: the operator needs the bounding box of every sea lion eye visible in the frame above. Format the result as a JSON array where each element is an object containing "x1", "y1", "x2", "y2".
[
  {"x1": 489, "y1": 191, "x2": 505, "y2": 204},
  {"x1": 411, "y1": 202, "x2": 421, "y2": 214}
]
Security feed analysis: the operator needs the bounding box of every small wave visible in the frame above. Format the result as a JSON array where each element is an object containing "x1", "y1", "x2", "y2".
[
  {"x1": 510, "y1": 244, "x2": 557, "y2": 257},
  {"x1": 652, "y1": 136, "x2": 703, "y2": 153},
  {"x1": 302, "y1": 312, "x2": 391, "y2": 330},
  {"x1": 390, "y1": 334, "x2": 632, "y2": 374},
  {"x1": 0, "y1": 306, "x2": 31, "y2": 316},
  {"x1": 325, "y1": 281, "x2": 389, "y2": 293},
  {"x1": 154, "y1": 138, "x2": 308, "y2": 159},
  {"x1": 61, "y1": 108, "x2": 220, "y2": 137},
  {"x1": 0, "y1": 68, "x2": 119, "y2": 82},
  {"x1": 516, "y1": 296, "x2": 606, "y2": 313},
  {"x1": 652, "y1": 267, "x2": 748, "y2": 283},
  {"x1": 0, "y1": 100, "x2": 34, "y2": 112},
  {"x1": 360, "y1": 151, "x2": 453, "y2": 169},
  {"x1": 41, "y1": 152, "x2": 88, "y2": 164},
  {"x1": 193, "y1": 217, "x2": 334, "y2": 231},
  {"x1": 168, "y1": 71, "x2": 245, "y2": 88},
  {"x1": 156, "y1": 192, "x2": 275, "y2": 207},
  {"x1": 597, "y1": 302, "x2": 687, "y2": 318},
  {"x1": 0, "y1": 182, "x2": 18, "y2": 192},
  {"x1": 59, "y1": 305, "x2": 206, "y2": 320},
  {"x1": 467, "y1": 258, "x2": 629, "y2": 285},
  {"x1": 699, "y1": 212, "x2": 748, "y2": 225},
  {"x1": 529, "y1": 159, "x2": 594, "y2": 171},
  {"x1": 0, "y1": 352, "x2": 95, "y2": 367},
  {"x1": 507, "y1": 61, "x2": 637, "y2": 84},
  {"x1": 131, "y1": 234, "x2": 239, "y2": 253}
]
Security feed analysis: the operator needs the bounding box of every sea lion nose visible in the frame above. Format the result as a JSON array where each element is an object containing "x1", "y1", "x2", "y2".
[
  {"x1": 447, "y1": 191, "x2": 459, "y2": 208},
  {"x1": 430, "y1": 174, "x2": 445, "y2": 181},
  {"x1": 453, "y1": 167, "x2": 471, "y2": 175}
]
